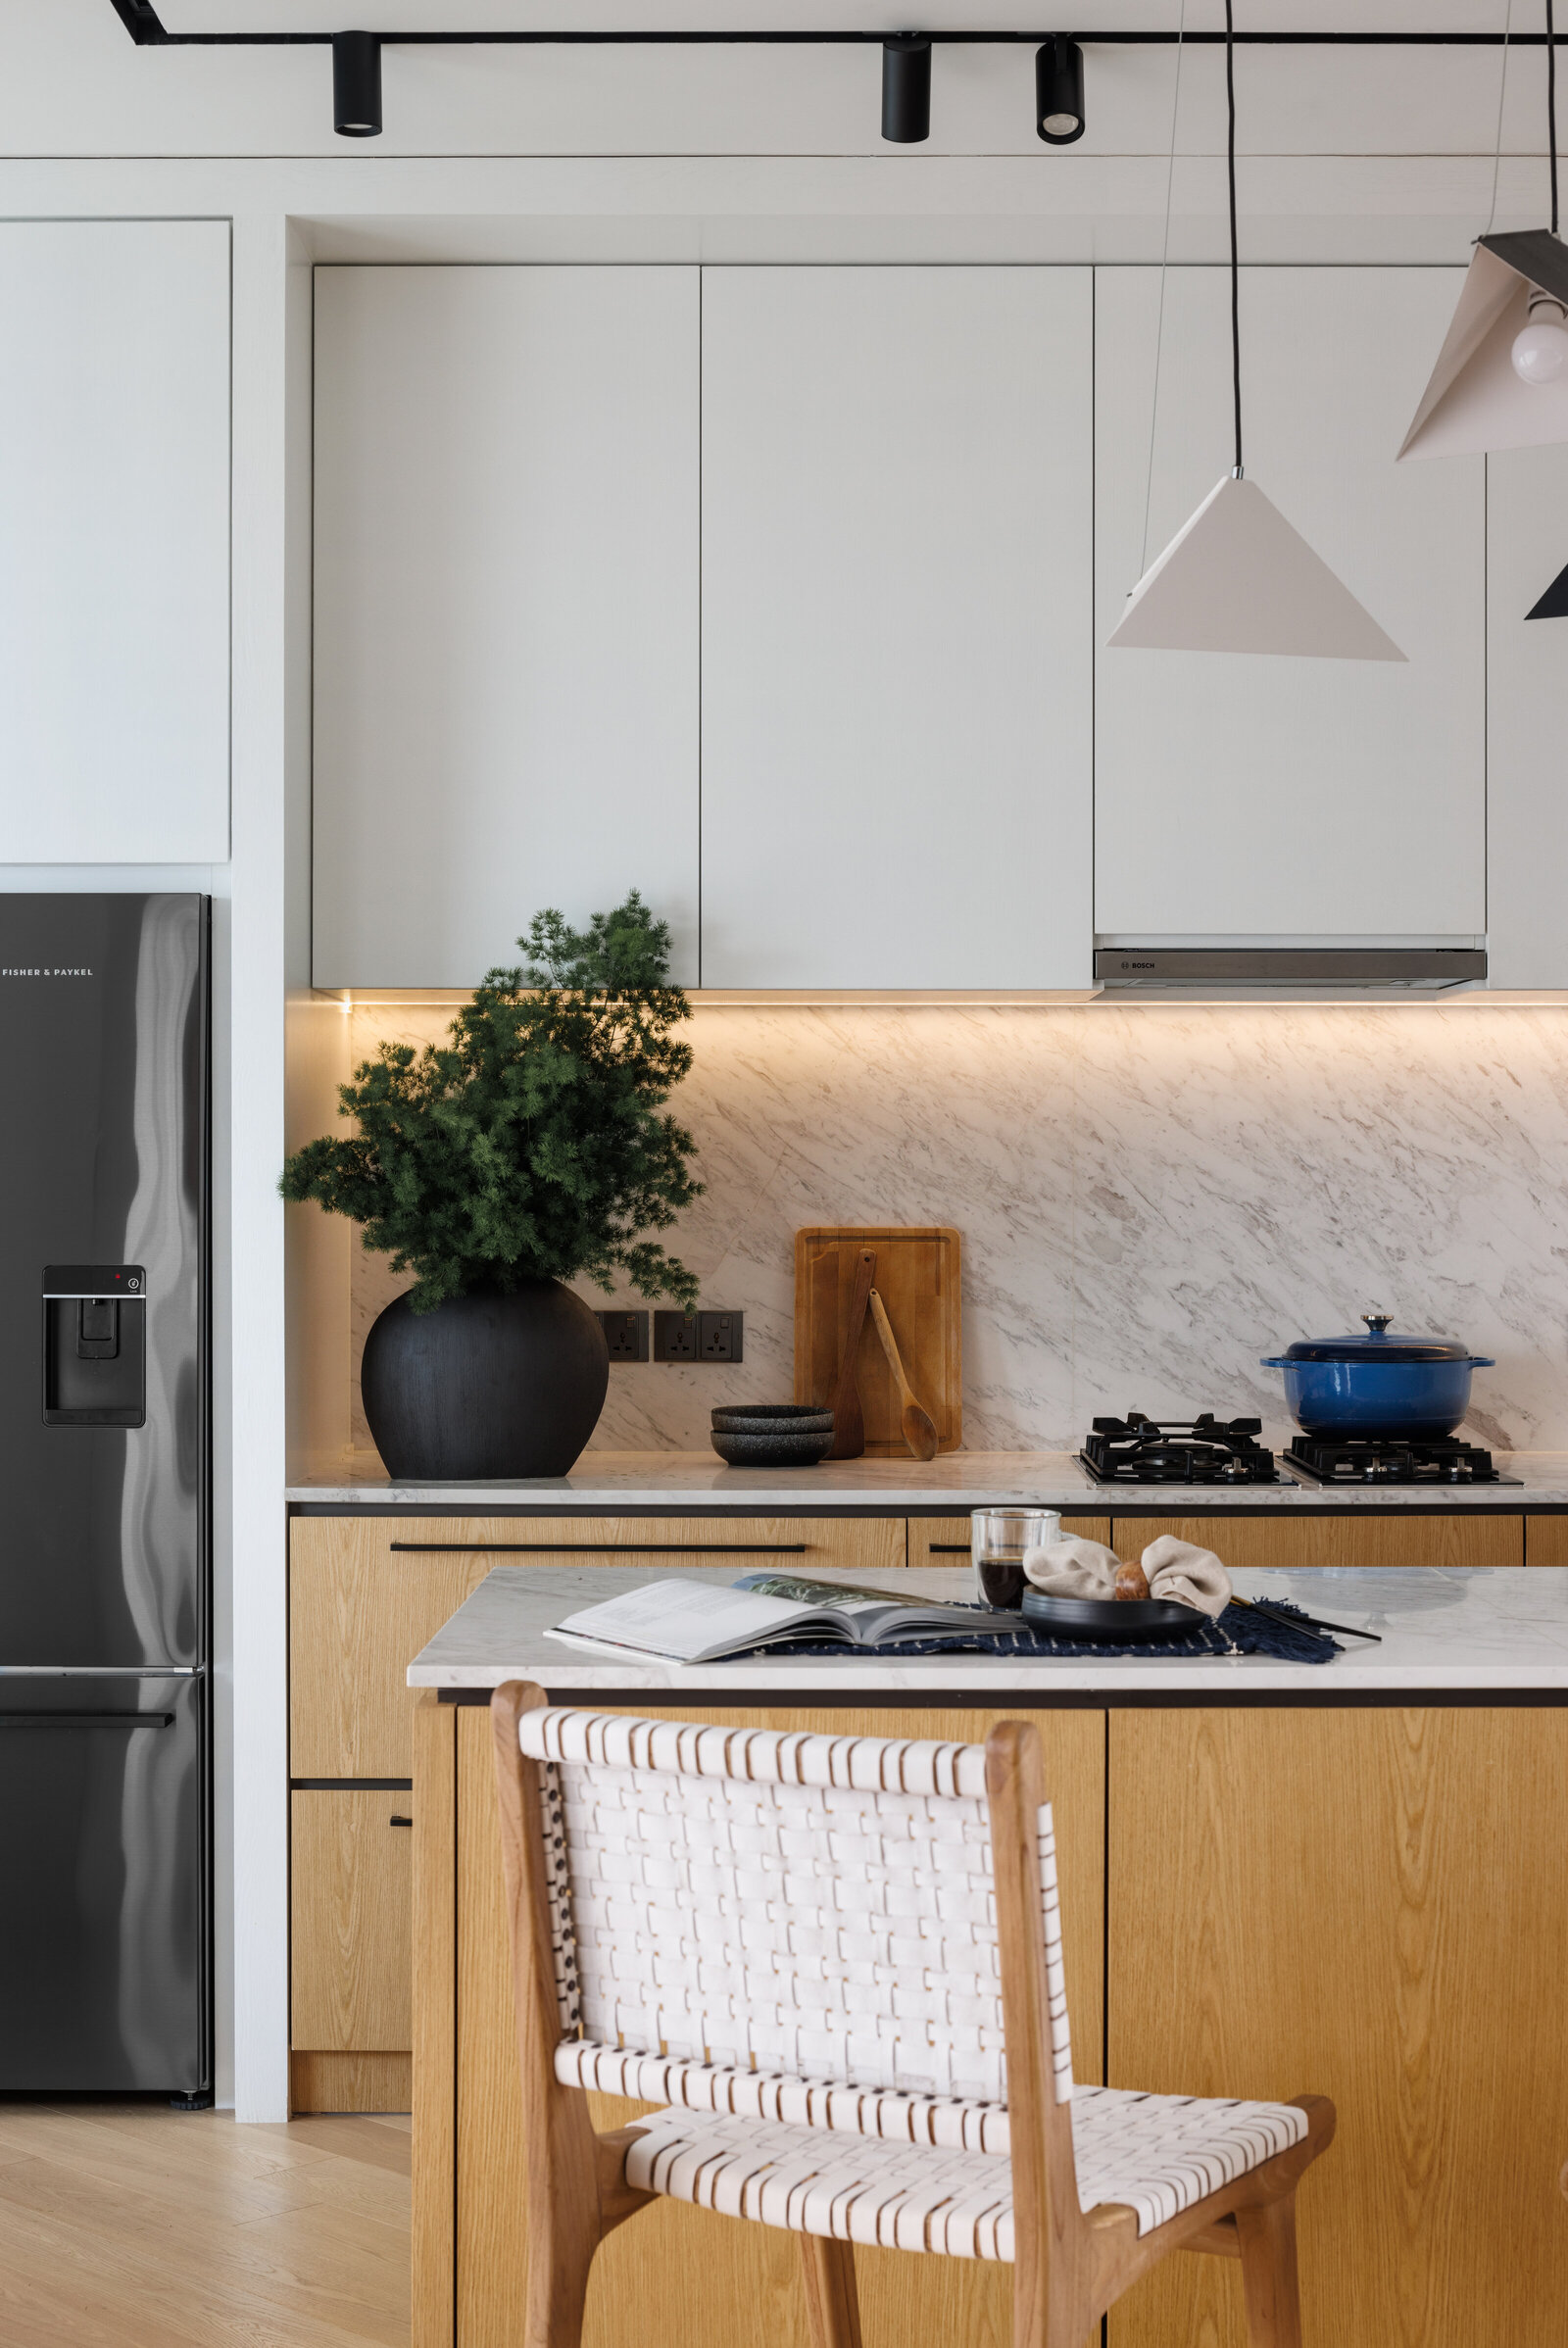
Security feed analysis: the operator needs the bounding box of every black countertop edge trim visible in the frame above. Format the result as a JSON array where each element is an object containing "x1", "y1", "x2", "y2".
[
  {"x1": 289, "y1": 1776, "x2": 414, "y2": 1791},
  {"x1": 288, "y1": 1499, "x2": 1566, "y2": 1519},
  {"x1": 1101, "y1": 1503, "x2": 1558, "y2": 1516},
  {"x1": 434, "y1": 1685, "x2": 1568, "y2": 1711},
  {"x1": 291, "y1": 1500, "x2": 962, "y2": 1519}
]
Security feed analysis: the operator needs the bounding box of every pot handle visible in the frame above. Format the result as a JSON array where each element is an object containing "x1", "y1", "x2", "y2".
[
  {"x1": 1258, "y1": 1357, "x2": 1292, "y2": 1369},
  {"x1": 1467, "y1": 1356, "x2": 1495, "y2": 1369}
]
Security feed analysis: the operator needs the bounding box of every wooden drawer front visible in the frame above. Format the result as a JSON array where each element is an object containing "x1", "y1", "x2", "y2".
[
  {"x1": 291, "y1": 1790, "x2": 413, "y2": 2053},
  {"x1": 292, "y1": 1520, "x2": 491, "y2": 1779},
  {"x1": 290, "y1": 1513, "x2": 906, "y2": 1779},
  {"x1": 1526, "y1": 1514, "x2": 1568, "y2": 1566},
  {"x1": 1108, "y1": 1512, "x2": 1523, "y2": 1572},
  {"x1": 908, "y1": 1512, "x2": 1110, "y2": 1570}
]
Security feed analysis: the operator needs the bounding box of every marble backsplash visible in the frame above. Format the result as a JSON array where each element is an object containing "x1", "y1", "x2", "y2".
[{"x1": 342, "y1": 1001, "x2": 1568, "y2": 1455}]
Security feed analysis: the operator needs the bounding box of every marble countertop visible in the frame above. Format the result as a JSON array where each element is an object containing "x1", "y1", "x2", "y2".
[
  {"x1": 292, "y1": 1447, "x2": 1568, "y2": 1510},
  {"x1": 407, "y1": 1562, "x2": 1568, "y2": 1694}
]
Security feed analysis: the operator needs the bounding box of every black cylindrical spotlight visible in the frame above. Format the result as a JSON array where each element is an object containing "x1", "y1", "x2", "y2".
[
  {"x1": 333, "y1": 29, "x2": 383, "y2": 138},
  {"x1": 882, "y1": 35, "x2": 932, "y2": 145},
  {"x1": 1036, "y1": 37, "x2": 1085, "y2": 145}
]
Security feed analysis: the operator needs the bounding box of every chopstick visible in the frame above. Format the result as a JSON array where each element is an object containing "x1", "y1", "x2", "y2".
[{"x1": 1232, "y1": 1593, "x2": 1382, "y2": 1644}]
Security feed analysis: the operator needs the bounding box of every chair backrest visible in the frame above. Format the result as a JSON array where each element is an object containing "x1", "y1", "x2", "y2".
[{"x1": 517, "y1": 1705, "x2": 1074, "y2": 2135}]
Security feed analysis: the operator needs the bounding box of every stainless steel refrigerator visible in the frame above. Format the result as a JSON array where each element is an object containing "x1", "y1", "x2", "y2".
[{"x1": 0, "y1": 895, "x2": 210, "y2": 2101}]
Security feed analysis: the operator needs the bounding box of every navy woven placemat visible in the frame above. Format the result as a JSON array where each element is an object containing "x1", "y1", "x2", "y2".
[{"x1": 729, "y1": 1600, "x2": 1340, "y2": 1666}]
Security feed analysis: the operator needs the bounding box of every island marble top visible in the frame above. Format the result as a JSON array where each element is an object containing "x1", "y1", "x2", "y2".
[
  {"x1": 407, "y1": 1562, "x2": 1568, "y2": 1696},
  {"x1": 293, "y1": 1448, "x2": 1568, "y2": 1511}
]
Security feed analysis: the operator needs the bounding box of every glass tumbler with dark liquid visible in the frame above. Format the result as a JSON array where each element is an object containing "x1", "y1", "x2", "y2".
[{"x1": 969, "y1": 1508, "x2": 1061, "y2": 1608}]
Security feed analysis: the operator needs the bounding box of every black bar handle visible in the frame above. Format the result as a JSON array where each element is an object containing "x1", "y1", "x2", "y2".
[
  {"x1": 389, "y1": 1814, "x2": 414, "y2": 1828},
  {"x1": 0, "y1": 1711, "x2": 174, "y2": 1729},
  {"x1": 388, "y1": 1541, "x2": 809, "y2": 1555}
]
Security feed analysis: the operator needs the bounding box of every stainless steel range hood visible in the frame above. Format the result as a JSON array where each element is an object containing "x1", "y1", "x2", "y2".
[{"x1": 1094, "y1": 948, "x2": 1489, "y2": 992}]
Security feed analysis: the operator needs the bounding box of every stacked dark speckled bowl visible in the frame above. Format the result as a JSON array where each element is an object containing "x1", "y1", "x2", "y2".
[{"x1": 710, "y1": 1403, "x2": 835, "y2": 1467}]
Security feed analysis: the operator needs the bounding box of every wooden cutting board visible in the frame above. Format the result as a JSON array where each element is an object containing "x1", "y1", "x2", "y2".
[{"x1": 794, "y1": 1227, "x2": 961, "y2": 1456}]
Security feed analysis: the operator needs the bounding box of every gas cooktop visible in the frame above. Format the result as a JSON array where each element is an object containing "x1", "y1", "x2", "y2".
[
  {"x1": 1284, "y1": 1436, "x2": 1521, "y2": 1487},
  {"x1": 1079, "y1": 1413, "x2": 1293, "y2": 1487}
]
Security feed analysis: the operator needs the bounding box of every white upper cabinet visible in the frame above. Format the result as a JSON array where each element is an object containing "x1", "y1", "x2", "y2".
[
  {"x1": 700, "y1": 267, "x2": 1095, "y2": 990},
  {"x1": 1095, "y1": 269, "x2": 1486, "y2": 941},
  {"x1": 1485, "y1": 443, "x2": 1568, "y2": 988},
  {"x1": 312, "y1": 267, "x2": 700, "y2": 990},
  {"x1": 0, "y1": 221, "x2": 230, "y2": 864}
]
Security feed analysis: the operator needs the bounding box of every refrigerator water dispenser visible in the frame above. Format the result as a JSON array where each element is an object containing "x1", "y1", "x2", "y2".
[{"x1": 43, "y1": 1264, "x2": 147, "y2": 1426}]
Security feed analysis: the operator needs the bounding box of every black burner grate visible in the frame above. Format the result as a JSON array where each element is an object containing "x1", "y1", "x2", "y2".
[
  {"x1": 1284, "y1": 1436, "x2": 1516, "y2": 1486},
  {"x1": 1080, "y1": 1412, "x2": 1285, "y2": 1487}
]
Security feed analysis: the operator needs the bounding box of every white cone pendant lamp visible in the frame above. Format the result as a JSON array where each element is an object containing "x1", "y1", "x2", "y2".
[
  {"x1": 1108, "y1": 1, "x2": 1402, "y2": 661},
  {"x1": 1109, "y1": 474, "x2": 1405, "y2": 658},
  {"x1": 1400, "y1": 5, "x2": 1568, "y2": 463},
  {"x1": 1398, "y1": 229, "x2": 1568, "y2": 461}
]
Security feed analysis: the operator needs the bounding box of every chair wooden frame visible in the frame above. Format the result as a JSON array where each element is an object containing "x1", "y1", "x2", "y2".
[{"x1": 491, "y1": 1683, "x2": 1336, "y2": 2348}]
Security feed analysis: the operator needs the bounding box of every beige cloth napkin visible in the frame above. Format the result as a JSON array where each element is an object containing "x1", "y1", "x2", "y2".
[
  {"x1": 1022, "y1": 1533, "x2": 1231, "y2": 1619},
  {"x1": 1139, "y1": 1535, "x2": 1231, "y2": 1619},
  {"x1": 1022, "y1": 1537, "x2": 1121, "y2": 1598}
]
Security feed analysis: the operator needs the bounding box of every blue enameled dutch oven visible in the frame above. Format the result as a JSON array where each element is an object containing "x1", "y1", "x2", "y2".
[{"x1": 1260, "y1": 1314, "x2": 1494, "y2": 1439}]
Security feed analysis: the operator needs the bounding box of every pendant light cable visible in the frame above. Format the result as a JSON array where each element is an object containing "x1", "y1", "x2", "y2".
[
  {"x1": 1226, "y1": 0, "x2": 1243, "y2": 476},
  {"x1": 1138, "y1": 0, "x2": 1187, "y2": 577},
  {"x1": 1486, "y1": 0, "x2": 1514, "y2": 235},
  {"x1": 1548, "y1": 0, "x2": 1558, "y2": 232}
]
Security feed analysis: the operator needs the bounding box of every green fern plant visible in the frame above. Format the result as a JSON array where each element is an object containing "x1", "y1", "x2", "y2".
[{"x1": 280, "y1": 893, "x2": 702, "y2": 1313}]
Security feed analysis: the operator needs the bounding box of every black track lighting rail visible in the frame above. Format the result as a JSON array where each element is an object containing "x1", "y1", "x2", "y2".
[{"x1": 102, "y1": 8, "x2": 1568, "y2": 50}]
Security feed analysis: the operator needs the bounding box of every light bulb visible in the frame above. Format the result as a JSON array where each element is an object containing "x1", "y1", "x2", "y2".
[{"x1": 1512, "y1": 291, "x2": 1568, "y2": 387}]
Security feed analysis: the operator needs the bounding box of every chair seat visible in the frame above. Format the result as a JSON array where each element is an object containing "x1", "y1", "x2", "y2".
[{"x1": 622, "y1": 2083, "x2": 1307, "y2": 2257}]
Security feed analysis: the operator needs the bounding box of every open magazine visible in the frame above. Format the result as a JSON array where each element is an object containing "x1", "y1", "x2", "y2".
[{"x1": 545, "y1": 1570, "x2": 1021, "y2": 1665}]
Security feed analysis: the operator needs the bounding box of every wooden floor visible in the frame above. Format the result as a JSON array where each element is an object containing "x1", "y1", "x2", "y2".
[{"x1": 0, "y1": 2103, "x2": 410, "y2": 2347}]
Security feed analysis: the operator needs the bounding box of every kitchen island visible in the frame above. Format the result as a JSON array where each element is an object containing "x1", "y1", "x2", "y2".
[
  {"x1": 289, "y1": 1463, "x2": 1568, "y2": 2126},
  {"x1": 408, "y1": 1565, "x2": 1568, "y2": 2348}
]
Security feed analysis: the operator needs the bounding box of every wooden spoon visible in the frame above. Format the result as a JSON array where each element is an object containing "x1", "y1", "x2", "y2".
[
  {"x1": 827, "y1": 1248, "x2": 876, "y2": 1460},
  {"x1": 868, "y1": 1287, "x2": 940, "y2": 1463}
]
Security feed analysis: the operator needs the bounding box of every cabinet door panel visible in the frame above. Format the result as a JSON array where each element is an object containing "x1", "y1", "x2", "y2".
[
  {"x1": 1096, "y1": 269, "x2": 1484, "y2": 939},
  {"x1": 313, "y1": 266, "x2": 699, "y2": 988},
  {"x1": 701, "y1": 266, "x2": 1094, "y2": 990},
  {"x1": 1486, "y1": 442, "x2": 1568, "y2": 985},
  {"x1": 1107, "y1": 1511, "x2": 1521, "y2": 1570},
  {"x1": 1108, "y1": 1708, "x2": 1568, "y2": 2348},
  {"x1": 0, "y1": 221, "x2": 229, "y2": 861},
  {"x1": 291, "y1": 1790, "x2": 413, "y2": 2052}
]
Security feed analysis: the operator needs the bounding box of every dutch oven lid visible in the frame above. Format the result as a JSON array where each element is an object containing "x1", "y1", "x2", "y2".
[{"x1": 1273, "y1": 1312, "x2": 1473, "y2": 1364}]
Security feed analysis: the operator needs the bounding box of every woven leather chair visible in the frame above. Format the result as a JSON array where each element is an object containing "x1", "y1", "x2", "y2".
[{"x1": 492, "y1": 1686, "x2": 1335, "y2": 2348}]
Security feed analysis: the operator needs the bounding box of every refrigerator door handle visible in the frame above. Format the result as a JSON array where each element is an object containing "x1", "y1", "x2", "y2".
[
  {"x1": 0, "y1": 1665, "x2": 202, "y2": 1678},
  {"x1": 0, "y1": 1711, "x2": 175, "y2": 1729}
]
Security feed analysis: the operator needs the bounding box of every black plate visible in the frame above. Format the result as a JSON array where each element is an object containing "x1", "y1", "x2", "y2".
[{"x1": 1021, "y1": 1590, "x2": 1200, "y2": 1642}]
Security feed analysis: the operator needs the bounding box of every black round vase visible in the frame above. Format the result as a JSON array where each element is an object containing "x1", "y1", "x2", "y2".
[{"x1": 360, "y1": 1281, "x2": 609, "y2": 1480}]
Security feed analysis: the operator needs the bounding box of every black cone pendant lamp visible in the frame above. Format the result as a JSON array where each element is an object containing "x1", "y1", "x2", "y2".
[
  {"x1": 1526, "y1": 559, "x2": 1568, "y2": 616},
  {"x1": 1108, "y1": 0, "x2": 1402, "y2": 660}
]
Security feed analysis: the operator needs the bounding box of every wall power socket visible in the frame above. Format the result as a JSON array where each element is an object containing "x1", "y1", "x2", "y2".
[
  {"x1": 653, "y1": 1310, "x2": 744, "y2": 1364},
  {"x1": 596, "y1": 1309, "x2": 649, "y2": 1362}
]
